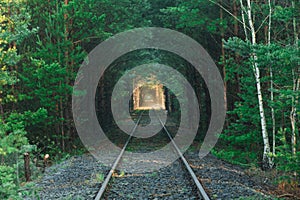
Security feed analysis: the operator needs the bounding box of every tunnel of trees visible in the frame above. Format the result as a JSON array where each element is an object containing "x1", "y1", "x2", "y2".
[{"x1": 0, "y1": 0, "x2": 299, "y2": 198}]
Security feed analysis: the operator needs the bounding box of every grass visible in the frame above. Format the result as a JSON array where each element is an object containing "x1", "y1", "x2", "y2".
[
  {"x1": 147, "y1": 171, "x2": 158, "y2": 177},
  {"x1": 95, "y1": 173, "x2": 104, "y2": 182}
]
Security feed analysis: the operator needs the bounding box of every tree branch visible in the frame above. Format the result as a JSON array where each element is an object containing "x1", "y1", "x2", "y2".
[{"x1": 208, "y1": 0, "x2": 250, "y2": 31}]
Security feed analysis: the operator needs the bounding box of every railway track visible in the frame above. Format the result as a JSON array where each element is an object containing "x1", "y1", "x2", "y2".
[{"x1": 94, "y1": 110, "x2": 210, "y2": 200}]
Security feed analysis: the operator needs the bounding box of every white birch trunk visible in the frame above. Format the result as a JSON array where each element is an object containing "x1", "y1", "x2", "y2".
[
  {"x1": 291, "y1": 0, "x2": 299, "y2": 156},
  {"x1": 246, "y1": 0, "x2": 273, "y2": 169},
  {"x1": 239, "y1": 0, "x2": 248, "y2": 40},
  {"x1": 268, "y1": 0, "x2": 276, "y2": 158},
  {"x1": 290, "y1": 71, "x2": 299, "y2": 156}
]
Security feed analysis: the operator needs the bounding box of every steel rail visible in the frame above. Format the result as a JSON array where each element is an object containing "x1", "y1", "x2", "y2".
[
  {"x1": 94, "y1": 112, "x2": 143, "y2": 200},
  {"x1": 155, "y1": 110, "x2": 211, "y2": 200}
]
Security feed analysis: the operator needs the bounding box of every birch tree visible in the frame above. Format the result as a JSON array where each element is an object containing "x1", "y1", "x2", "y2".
[
  {"x1": 267, "y1": 0, "x2": 276, "y2": 161},
  {"x1": 290, "y1": 0, "x2": 299, "y2": 156},
  {"x1": 241, "y1": 0, "x2": 273, "y2": 169}
]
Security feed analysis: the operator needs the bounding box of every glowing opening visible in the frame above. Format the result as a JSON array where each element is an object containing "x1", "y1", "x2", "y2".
[{"x1": 133, "y1": 84, "x2": 165, "y2": 110}]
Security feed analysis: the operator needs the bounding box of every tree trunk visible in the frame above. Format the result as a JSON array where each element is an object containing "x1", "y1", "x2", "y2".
[
  {"x1": 220, "y1": 0, "x2": 227, "y2": 115},
  {"x1": 267, "y1": 0, "x2": 276, "y2": 159},
  {"x1": 24, "y1": 153, "x2": 31, "y2": 182},
  {"x1": 233, "y1": 0, "x2": 242, "y2": 98},
  {"x1": 246, "y1": 0, "x2": 273, "y2": 169},
  {"x1": 62, "y1": 0, "x2": 69, "y2": 151},
  {"x1": 291, "y1": 0, "x2": 299, "y2": 156},
  {"x1": 290, "y1": 70, "x2": 299, "y2": 156},
  {"x1": 239, "y1": 0, "x2": 248, "y2": 40},
  {"x1": 60, "y1": 92, "x2": 65, "y2": 152}
]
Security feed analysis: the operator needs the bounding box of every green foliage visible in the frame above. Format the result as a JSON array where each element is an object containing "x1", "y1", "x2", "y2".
[
  {"x1": 0, "y1": 123, "x2": 27, "y2": 199},
  {"x1": 215, "y1": 36, "x2": 264, "y2": 166},
  {"x1": 0, "y1": 165, "x2": 18, "y2": 199},
  {"x1": 0, "y1": 108, "x2": 45, "y2": 199},
  {"x1": 274, "y1": 129, "x2": 300, "y2": 177},
  {"x1": 160, "y1": 0, "x2": 221, "y2": 31},
  {"x1": 158, "y1": 0, "x2": 223, "y2": 58},
  {"x1": 0, "y1": 0, "x2": 298, "y2": 197},
  {"x1": 215, "y1": 0, "x2": 299, "y2": 177},
  {"x1": 276, "y1": 150, "x2": 300, "y2": 176},
  {"x1": 0, "y1": 0, "x2": 37, "y2": 107},
  {"x1": 0, "y1": 122, "x2": 27, "y2": 155},
  {"x1": 0, "y1": 1, "x2": 46, "y2": 199},
  {"x1": 212, "y1": 149, "x2": 256, "y2": 167}
]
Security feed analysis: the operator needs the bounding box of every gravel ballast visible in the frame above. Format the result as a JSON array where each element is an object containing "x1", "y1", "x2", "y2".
[{"x1": 24, "y1": 150, "x2": 277, "y2": 200}]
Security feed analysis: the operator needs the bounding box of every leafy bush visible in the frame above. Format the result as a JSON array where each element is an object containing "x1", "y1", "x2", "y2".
[
  {"x1": 0, "y1": 165, "x2": 18, "y2": 199},
  {"x1": 0, "y1": 109, "x2": 47, "y2": 199}
]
